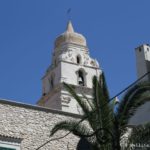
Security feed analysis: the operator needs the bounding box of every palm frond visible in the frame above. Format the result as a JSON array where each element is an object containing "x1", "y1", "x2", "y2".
[
  {"x1": 81, "y1": 92, "x2": 95, "y2": 111},
  {"x1": 50, "y1": 120, "x2": 92, "y2": 136},
  {"x1": 92, "y1": 75, "x2": 114, "y2": 138},
  {"x1": 120, "y1": 97, "x2": 150, "y2": 132},
  {"x1": 99, "y1": 72, "x2": 110, "y2": 102},
  {"x1": 126, "y1": 123, "x2": 150, "y2": 148},
  {"x1": 117, "y1": 82, "x2": 150, "y2": 117},
  {"x1": 63, "y1": 82, "x2": 97, "y2": 133},
  {"x1": 133, "y1": 123, "x2": 150, "y2": 143},
  {"x1": 117, "y1": 82, "x2": 150, "y2": 129},
  {"x1": 63, "y1": 83, "x2": 91, "y2": 115}
]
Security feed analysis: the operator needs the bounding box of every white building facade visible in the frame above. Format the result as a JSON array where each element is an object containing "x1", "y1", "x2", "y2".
[
  {"x1": 37, "y1": 21, "x2": 101, "y2": 114},
  {"x1": 135, "y1": 44, "x2": 150, "y2": 81}
]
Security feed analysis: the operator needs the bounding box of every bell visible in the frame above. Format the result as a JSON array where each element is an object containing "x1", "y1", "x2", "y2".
[
  {"x1": 78, "y1": 77, "x2": 84, "y2": 86},
  {"x1": 78, "y1": 77, "x2": 83, "y2": 82}
]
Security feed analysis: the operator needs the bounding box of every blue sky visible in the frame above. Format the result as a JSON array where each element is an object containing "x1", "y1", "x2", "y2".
[{"x1": 0, "y1": 0, "x2": 150, "y2": 104}]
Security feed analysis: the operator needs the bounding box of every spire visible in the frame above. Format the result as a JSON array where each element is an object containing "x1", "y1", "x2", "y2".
[
  {"x1": 66, "y1": 21, "x2": 74, "y2": 33},
  {"x1": 54, "y1": 20, "x2": 87, "y2": 48}
]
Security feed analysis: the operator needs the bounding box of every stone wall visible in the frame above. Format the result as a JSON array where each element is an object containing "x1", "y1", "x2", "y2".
[{"x1": 0, "y1": 99, "x2": 80, "y2": 150}]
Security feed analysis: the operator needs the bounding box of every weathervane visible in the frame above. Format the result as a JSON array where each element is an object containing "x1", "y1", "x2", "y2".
[{"x1": 67, "y1": 8, "x2": 72, "y2": 20}]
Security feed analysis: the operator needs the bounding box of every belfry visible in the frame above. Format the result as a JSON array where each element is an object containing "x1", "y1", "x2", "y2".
[{"x1": 37, "y1": 21, "x2": 102, "y2": 114}]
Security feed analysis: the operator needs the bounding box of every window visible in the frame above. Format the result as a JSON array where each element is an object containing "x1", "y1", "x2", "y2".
[
  {"x1": 49, "y1": 73, "x2": 55, "y2": 90},
  {"x1": 48, "y1": 78, "x2": 54, "y2": 89},
  {"x1": 0, "y1": 147, "x2": 16, "y2": 150},
  {"x1": 76, "y1": 69, "x2": 87, "y2": 86},
  {"x1": 139, "y1": 48, "x2": 142, "y2": 52},
  {"x1": 76, "y1": 55, "x2": 81, "y2": 64},
  {"x1": 0, "y1": 136, "x2": 21, "y2": 150},
  {"x1": 50, "y1": 78, "x2": 54, "y2": 88},
  {"x1": 42, "y1": 93, "x2": 46, "y2": 96},
  {"x1": 54, "y1": 59, "x2": 57, "y2": 66},
  {"x1": 78, "y1": 70, "x2": 84, "y2": 86}
]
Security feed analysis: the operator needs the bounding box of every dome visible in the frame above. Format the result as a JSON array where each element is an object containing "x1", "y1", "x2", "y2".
[{"x1": 54, "y1": 21, "x2": 87, "y2": 48}]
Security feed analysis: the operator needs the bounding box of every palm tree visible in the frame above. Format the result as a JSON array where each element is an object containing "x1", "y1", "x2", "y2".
[{"x1": 50, "y1": 73, "x2": 150, "y2": 150}]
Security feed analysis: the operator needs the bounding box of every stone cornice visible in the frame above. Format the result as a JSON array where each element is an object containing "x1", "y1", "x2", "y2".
[
  {"x1": 0, "y1": 98, "x2": 82, "y2": 118},
  {"x1": 60, "y1": 60, "x2": 100, "y2": 69},
  {"x1": 54, "y1": 42, "x2": 89, "y2": 52}
]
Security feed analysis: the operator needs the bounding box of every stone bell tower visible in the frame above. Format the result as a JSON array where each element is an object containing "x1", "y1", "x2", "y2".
[{"x1": 37, "y1": 21, "x2": 102, "y2": 114}]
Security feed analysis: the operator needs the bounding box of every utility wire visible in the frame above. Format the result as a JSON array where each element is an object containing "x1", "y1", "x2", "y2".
[
  {"x1": 35, "y1": 117, "x2": 87, "y2": 150},
  {"x1": 36, "y1": 132, "x2": 70, "y2": 150},
  {"x1": 109, "y1": 71, "x2": 150, "y2": 101},
  {"x1": 35, "y1": 71, "x2": 150, "y2": 150}
]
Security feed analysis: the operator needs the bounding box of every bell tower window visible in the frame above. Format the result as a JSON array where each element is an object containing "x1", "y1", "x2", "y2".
[
  {"x1": 49, "y1": 73, "x2": 55, "y2": 90},
  {"x1": 78, "y1": 70, "x2": 84, "y2": 86},
  {"x1": 50, "y1": 78, "x2": 54, "y2": 88},
  {"x1": 77, "y1": 55, "x2": 81, "y2": 64}
]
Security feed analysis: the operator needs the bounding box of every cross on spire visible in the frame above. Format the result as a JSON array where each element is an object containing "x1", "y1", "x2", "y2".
[{"x1": 67, "y1": 8, "x2": 72, "y2": 21}]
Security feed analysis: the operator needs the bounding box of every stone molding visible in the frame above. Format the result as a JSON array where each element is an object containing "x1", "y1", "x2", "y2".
[{"x1": 0, "y1": 98, "x2": 81, "y2": 119}]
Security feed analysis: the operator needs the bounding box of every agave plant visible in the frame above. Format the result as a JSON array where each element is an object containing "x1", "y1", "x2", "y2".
[{"x1": 50, "y1": 73, "x2": 150, "y2": 150}]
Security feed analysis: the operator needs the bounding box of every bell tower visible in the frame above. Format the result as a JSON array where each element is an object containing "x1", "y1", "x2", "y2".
[{"x1": 37, "y1": 21, "x2": 102, "y2": 114}]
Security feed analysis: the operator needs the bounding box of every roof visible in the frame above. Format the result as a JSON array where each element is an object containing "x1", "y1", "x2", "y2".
[{"x1": 0, "y1": 98, "x2": 81, "y2": 118}]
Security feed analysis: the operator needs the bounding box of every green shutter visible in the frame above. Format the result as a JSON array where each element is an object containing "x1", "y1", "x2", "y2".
[{"x1": 0, "y1": 147, "x2": 16, "y2": 150}]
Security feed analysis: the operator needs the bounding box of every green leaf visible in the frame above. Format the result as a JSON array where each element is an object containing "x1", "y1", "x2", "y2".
[
  {"x1": 126, "y1": 122, "x2": 150, "y2": 148},
  {"x1": 63, "y1": 83, "x2": 91, "y2": 115},
  {"x1": 50, "y1": 120, "x2": 97, "y2": 143},
  {"x1": 118, "y1": 82, "x2": 150, "y2": 130}
]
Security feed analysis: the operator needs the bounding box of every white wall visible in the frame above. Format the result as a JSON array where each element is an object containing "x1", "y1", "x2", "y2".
[
  {"x1": 61, "y1": 62, "x2": 100, "y2": 88},
  {"x1": 135, "y1": 44, "x2": 150, "y2": 81}
]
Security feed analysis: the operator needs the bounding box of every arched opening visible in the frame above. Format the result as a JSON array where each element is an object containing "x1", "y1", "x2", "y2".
[
  {"x1": 49, "y1": 73, "x2": 55, "y2": 89},
  {"x1": 78, "y1": 70, "x2": 84, "y2": 86},
  {"x1": 77, "y1": 55, "x2": 81, "y2": 64},
  {"x1": 50, "y1": 78, "x2": 54, "y2": 89},
  {"x1": 42, "y1": 93, "x2": 46, "y2": 96}
]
